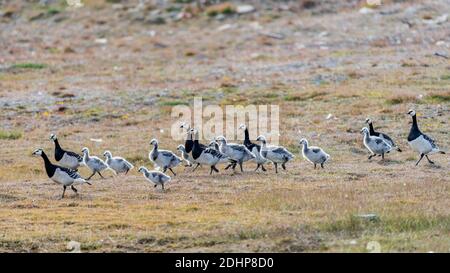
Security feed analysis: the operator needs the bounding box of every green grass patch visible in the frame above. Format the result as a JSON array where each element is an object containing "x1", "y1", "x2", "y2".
[
  {"x1": 0, "y1": 130, "x2": 22, "y2": 140},
  {"x1": 425, "y1": 92, "x2": 450, "y2": 103},
  {"x1": 284, "y1": 91, "x2": 327, "y2": 101},
  {"x1": 10, "y1": 63, "x2": 46, "y2": 70},
  {"x1": 159, "y1": 100, "x2": 189, "y2": 106},
  {"x1": 320, "y1": 214, "x2": 450, "y2": 235}
]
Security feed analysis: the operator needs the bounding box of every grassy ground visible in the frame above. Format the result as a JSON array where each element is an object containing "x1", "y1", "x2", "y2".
[{"x1": 0, "y1": 0, "x2": 449, "y2": 252}]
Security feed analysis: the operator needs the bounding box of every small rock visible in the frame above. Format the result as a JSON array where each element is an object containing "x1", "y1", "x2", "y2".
[
  {"x1": 67, "y1": 241, "x2": 81, "y2": 253},
  {"x1": 146, "y1": 16, "x2": 166, "y2": 25},
  {"x1": 236, "y1": 5, "x2": 255, "y2": 14},
  {"x1": 94, "y1": 38, "x2": 108, "y2": 45},
  {"x1": 355, "y1": 214, "x2": 380, "y2": 222},
  {"x1": 359, "y1": 7, "x2": 374, "y2": 14}
]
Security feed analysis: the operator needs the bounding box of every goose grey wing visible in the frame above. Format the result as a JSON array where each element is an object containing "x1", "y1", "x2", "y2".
[
  {"x1": 229, "y1": 144, "x2": 246, "y2": 152},
  {"x1": 59, "y1": 166, "x2": 82, "y2": 179},
  {"x1": 422, "y1": 134, "x2": 437, "y2": 148},
  {"x1": 311, "y1": 148, "x2": 321, "y2": 153},
  {"x1": 66, "y1": 150, "x2": 83, "y2": 162},
  {"x1": 272, "y1": 147, "x2": 286, "y2": 154},
  {"x1": 380, "y1": 133, "x2": 395, "y2": 145},
  {"x1": 161, "y1": 151, "x2": 175, "y2": 157}
]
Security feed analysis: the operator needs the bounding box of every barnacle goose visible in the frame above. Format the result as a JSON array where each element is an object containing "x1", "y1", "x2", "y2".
[
  {"x1": 407, "y1": 110, "x2": 445, "y2": 166},
  {"x1": 32, "y1": 148, "x2": 90, "y2": 199},
  {"x1": 239, "y1": 124, "x2": 268, "y2": 171},
  {"x1": 190, "y1": 129, "x2": 230, "y2": 175},
  {"x1": 81, "y1": 147, "x2": 108, "y2": 180},
  {"x1": 149, "y1": 139, "x2": 182, "y2": 176},
  {"x1": 365, "y1": 118, "x2": 402, "y2": 152},
  {"x1": 49, "y1": 134, "x2": 83, "y2": 171},
  {"x1": 215, "y1": 136, "x2": 255, "y2": 172},
  {"x1": 255, "y1": 135, "x2": 295, "y2": 173},
  {"x1": 361, "y1": 127, "x2": 392, "y2": 160},
  {"x1": 103, "y1": 151, "x2": 134, "y2": 175},
  {"x1": 138, "y1": 166, "x2": 171, "y2": 190},
  {"x1": 299, "y1": 138, "x2": 330, "y2": 169}
]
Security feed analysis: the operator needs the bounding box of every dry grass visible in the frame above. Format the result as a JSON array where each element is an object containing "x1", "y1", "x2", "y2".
[{"x1": 0, "y1": 0, "x2": 449, "y2": 252}]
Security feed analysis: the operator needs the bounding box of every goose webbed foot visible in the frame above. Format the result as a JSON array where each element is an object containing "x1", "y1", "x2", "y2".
[
  {"x1": 192, "y1": 164, "x2": 200, "y2": 172},
  {"x1": 425, "y1": 155, "x2": 434, "y2": 164},
  {"x1": 314, "y1": 164, "x2": 316, "y2": 169},
  {"x1": 368, "y1": 155, "x2": 374, "y2": 160}
]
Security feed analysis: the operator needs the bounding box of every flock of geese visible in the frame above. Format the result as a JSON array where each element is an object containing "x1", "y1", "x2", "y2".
[{"x1": 32, "y1": 109, "x2": 446, "y2": 198}]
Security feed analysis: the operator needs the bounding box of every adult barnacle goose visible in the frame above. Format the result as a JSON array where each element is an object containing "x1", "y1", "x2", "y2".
[
  {"x1": 256, "y1": 135, "x2": 294, "y2": 173},
  {"x1": 49, "y1": 134, "x2": 83, "y2": 171},
  {"x1": 365, "y1": 118, "x2": 402, "y2": 152},
  {"x1": 138, "y1": 166, "x2": 171, "y2": 190},
  {"x1": 361, "y1": 127, "x2": 392, "y2": 160},
  {"x1": 190, "y1": 129, "x2": 230, "y2": 175},
  {"x1": 299, "y1": 138, "x2": 330, "y2": 169},
  {"x1": 239, "y1": 124, "x2": 268, "y2": 172},
  {"x1": 407, "y1": 110, "x2": 445, "y2": 166},
  {"x1": 103, "y1": 151, "x2": 134, "y2": 175},
  {"x1": 215, "y1": 136, "x2": 255, "y2": 172},
  {"x1": 81, "y1": 147, "x2": 108, "y2": 180},
  {"x1": 149, "y1": 139, "x2": 182, "y2": 176},
  {"x1": 32, "y1": 148, "x2": 90, "y2": 199}
]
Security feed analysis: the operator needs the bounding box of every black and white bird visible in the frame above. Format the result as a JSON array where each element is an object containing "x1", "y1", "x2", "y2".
[
  {"x1": 176, "y1": 144, "x2": 194, "y2": 167},
  {"x1": 32, "y1": 148, "x2": 90, "y2": 199},
  {"x1": 239, "y1": 124, "x2": 268, "y2": 172},
  {"x1": 215, "y1": 135, "x2": 255, "y2": 172},
  {"x1": 361, "y1": 127, "x2": 392, "y2": 160},
  {"x1": 299, "y1": 138, "x2": 330, "y2": 169},
  {"x1": 365, "y1": 118, "x2": 402, "y2": 152},
  {"x1": 49, "y1": 134, "x2": 83, "y2": 171},
  {"x1": 407, "y1": 110, "x2": 445, "y2": 166},
  {"x1": 103, "y1": 151, "x2": 134, "y2": 175},
  {"x1": 255, "y1": 135, "x2": 295, "y2": 173},
  {"x1": 138, "y1": 166, "x2": 171, "y2": 190},
  {"x1": 81, "y1": 147, "x2": 108, "y2": 180},
  {"x1": 149, "y1": 138, "x2": 182, "y2": 176},
  {"x1": 190, "y1": 129, "x2": 230, "y2": 175}
]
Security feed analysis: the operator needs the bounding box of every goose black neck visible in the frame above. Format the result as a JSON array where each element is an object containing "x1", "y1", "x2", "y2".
[
  {"x1": 243, "y1": 128, "x2": 251, "y2": 145},
  {"x1": 54, "y1": 139, "x2": 62, "y2": 150},
  {"x1": 40, "y1": 151, "x2": 56, "y2": 177},
  {"x1": 185, "y1": 134, "x2": 193, "y2": 153},
  {"x1": 411, "y1": 115, "x2": 418, "y2": 130},
  {"x1": 368, "y1": 123, "x2": 375, "y2": 135}
]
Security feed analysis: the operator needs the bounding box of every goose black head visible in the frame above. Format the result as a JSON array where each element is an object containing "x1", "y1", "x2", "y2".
[
  {"x1": 407, "y1": 109, "x2": 416, "y2": 116},
  {"x1": 32, "y1": 148, "x2": 44, "y2": 156},
  {"x1": 238, "y1": 124, "x2": 247, "y2": 130},
  {"x1": 256, "y1": 135, "x2": 266, "y2": 143},
  {"x1": 360, "y1": 127, "x2": 369, "y2": 135},
  {"x1": 49, "y1": 134, "x2": 57, "y2": 141},
  {"x1": 176, "y1": 144, "x2": 185, "y2": 151},
  {"x1": 299, "y1": 138, "x2": 308, "y2": 146},
  {"x1": 149, "y1": 138, "x2": 158, "y2": 146},
  {"x1": 365, "y1": 118, "x2": 372, "y2": 124}
]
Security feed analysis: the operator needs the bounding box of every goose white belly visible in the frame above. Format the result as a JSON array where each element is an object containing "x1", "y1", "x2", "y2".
[
  {"x1": 59, "y1": 153, "x2": 80, "y2": 169},
  {"x1": 408, "y1": 136, "x2": 433, "y2": 154},
  {"x1": 51, "y1": 169, "x2": 76, "y2": 186}
]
